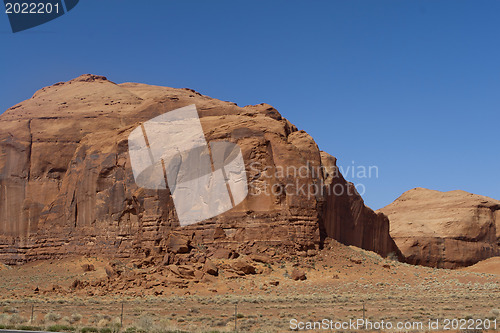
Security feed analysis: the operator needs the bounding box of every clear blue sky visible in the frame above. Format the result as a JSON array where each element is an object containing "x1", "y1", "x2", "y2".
[{"x1": 1, "y1": 1, "x2": 499, "y2": 210}]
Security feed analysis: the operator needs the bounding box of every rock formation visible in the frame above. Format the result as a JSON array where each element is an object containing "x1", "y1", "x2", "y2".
[
  {"x1": 0, "y1": 74, "x2": 397, "y2": 264},
  {"x1": 378, "y1": 188, "x2": 500, "y2": 268},
  {"x1": 320, "y1": 152, "x2": 400, "y2": 258}
]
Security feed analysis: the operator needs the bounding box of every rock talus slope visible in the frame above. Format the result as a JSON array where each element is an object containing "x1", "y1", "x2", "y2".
[
  {"x1": 379, "y1": 188, "x2": 500, "y2": 268},
  {"x1": 0, "y1": 74, "x2": 397, "y2": 264}
]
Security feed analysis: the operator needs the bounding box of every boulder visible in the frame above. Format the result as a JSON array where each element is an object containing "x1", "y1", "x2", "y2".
[
  {"x1": 81, "y1": 263, "x2": 95, "y2": 272},
  {"x1": 167, "y1": 264, "x2": 195, "y2": 279},
  {"x1": 71, "y1": 279, "x2": 87, "y2": 290},
  {"x1": 104, "y1": 265, "x2": 117, "y2": 278},
  {"x1": 161, "y1": 253, "x2": 173, "y2": 266},
  {"x1": 211, "y1": 248, "x2": 234, "y2": 260},
  {"x1": 193, "y1": 270, "x2": 204, "y2": 280},
  {"x1": 378, "y1": 188, "x2": 500, "y2": 268},
  {"x1": 231, "y1": 259, "x2": 257, "y2": 275},
  {"x1": 291, "y1": 268, "x2": 307, "y2": 281},
  {"x1": 249, "y1": 254, "x2": 271, "y2": 264},
  {"x1": 177, "y1": 265, "x2": 196, "y2": 278},
  {"x1": 202, "y1": 259, "x2": 218, "y2": 276}
]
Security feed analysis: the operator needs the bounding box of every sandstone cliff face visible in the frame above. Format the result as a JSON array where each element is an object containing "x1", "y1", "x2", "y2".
[
  {"x1": 0, "y1": 74, "x2": 396, "y2": 264},
  {"x1": 378, "y1": 188, "x2": 500, "y2": 268},
  {"x1": 319, "y1": 152, "x2": 401, "y2": 257}
]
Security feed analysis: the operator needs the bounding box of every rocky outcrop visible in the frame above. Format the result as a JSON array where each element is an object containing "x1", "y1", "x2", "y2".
[
  {"x1": 0, "y1": 74, "x2": 396, "y2": 264},
  {"x1": 319, "y1": 152, "x2": 401, "y2": 257},
  {"x1": 378, "y1": 188, "x2": 500, "y2": 268}
]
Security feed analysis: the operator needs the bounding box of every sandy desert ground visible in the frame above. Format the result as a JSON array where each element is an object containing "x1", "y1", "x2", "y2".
[{"x1": 0, "y1": 241, "x2": 499, "y2": 332}]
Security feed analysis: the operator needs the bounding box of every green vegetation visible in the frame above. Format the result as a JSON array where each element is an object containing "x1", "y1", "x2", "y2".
[
  {"x1": 80, "y1": 327, "x2": 99, "y2": 333},
  {"x1": 47, "y1": 324, "x2": 77, "y2": 332}
]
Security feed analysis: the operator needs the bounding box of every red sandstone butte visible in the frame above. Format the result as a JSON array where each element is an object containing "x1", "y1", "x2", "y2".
[
  {"x1": 0, "y1": 74, "x2": 398, "y2": 264},
  {"x1": 379, "y1": 188, "x2": 500, "y2": 268}
]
